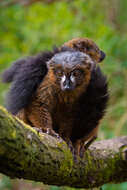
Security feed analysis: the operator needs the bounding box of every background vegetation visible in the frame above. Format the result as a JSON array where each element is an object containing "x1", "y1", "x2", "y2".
[{"x1": 0, "y1": 0, "x2": 127, "y2": 189}]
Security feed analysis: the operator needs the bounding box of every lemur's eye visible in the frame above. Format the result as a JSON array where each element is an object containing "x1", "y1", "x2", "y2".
[
  {"x1": 86, "y1": 46, "x2": 91, "y2": 51},
  {"x1": 55, "y1": 69, "x2": 63, "y2": 77},
  {"x1": 72, "y1": 69, "x2": 83, "y2": 77}
]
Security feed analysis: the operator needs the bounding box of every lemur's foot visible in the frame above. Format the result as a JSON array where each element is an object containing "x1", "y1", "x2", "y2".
[
  {"x1": 33, "y1": 127, "x2": 60, "y2": 139},
  {"x1": 79, "y1": 145, "x2": 85, "y2": 158},
  {"x1": 45, "y1": 128, "x2": 60, "y2": 138},
  {"x1": 33, "y1": 127, "x2": 43, "y2": 134},
  {"x1": 67, "y1": 140, "x2": 74, "y2": 153}
]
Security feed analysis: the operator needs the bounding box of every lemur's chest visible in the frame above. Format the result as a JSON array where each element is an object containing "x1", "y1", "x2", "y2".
[{"x1": 51, "y1": 96, "x2": 79, "y2": 133}]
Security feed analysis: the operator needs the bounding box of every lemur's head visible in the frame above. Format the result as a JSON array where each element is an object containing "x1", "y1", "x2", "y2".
[
  {"x1": 47, "y1": 50, "x2": 94, "y2": 92},
  {"x1": 63, "y1": 37, "x2": 106, "y2": 63}
]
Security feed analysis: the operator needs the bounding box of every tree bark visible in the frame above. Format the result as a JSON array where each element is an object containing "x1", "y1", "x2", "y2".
[{"x1": 0, "y1": 106, "x2": 127, "y2": 188}]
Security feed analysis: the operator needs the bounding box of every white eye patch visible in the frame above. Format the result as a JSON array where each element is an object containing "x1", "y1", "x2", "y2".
[
  {"x1": 61, "y1": 75, "x2": 66, "y2": 83},
  {"x1": 70, "y1": 75, "x2": 75, "y2": 83},
  {"x1": 61, "y1": 74, "x2": 75, "y2": 85}
]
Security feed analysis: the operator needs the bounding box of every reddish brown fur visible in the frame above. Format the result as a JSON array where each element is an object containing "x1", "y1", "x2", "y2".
[
  {"x1": 16, "y1": 58, "x2": 93, "y2": 156},
  {"x1": 63, "y1": 37, "x2": 103, "y2": 63},
  {"x1": 3, "y1": 44, "x2": 108, "y2": 159},
  {"x1": 17, "y1": 61, "x2": 91, "y2": 124}
]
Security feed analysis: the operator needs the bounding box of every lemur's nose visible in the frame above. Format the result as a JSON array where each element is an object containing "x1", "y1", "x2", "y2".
[{"x1": 62, "y1": 76, "x2": 74, "y2": 91}]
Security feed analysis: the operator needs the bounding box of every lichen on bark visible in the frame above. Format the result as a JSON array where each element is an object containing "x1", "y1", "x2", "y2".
[{"x1": 0, "y1": 106, "x2": 127, "y2": 188}]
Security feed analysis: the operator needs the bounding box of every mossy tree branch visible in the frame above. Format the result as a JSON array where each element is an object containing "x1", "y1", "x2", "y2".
[{"x1": 0, "y1": 106, "x2": 127, "y2": 188}]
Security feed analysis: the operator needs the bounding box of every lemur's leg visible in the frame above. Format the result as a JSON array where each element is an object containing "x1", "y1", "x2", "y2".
[
  {"x1": 72, "y1": 127, "x2": 98, "y2": 159},
  {"x1": 16, "y1": 105, "x2": 59, "y2": 138},
  {"x1": 84, "y1": 135, "x2": 97, "y2": 150}
]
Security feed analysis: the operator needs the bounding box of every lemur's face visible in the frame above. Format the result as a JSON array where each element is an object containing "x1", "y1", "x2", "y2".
[{"x1": 47, "y1": 51, "x2": 94, "y2": 92}]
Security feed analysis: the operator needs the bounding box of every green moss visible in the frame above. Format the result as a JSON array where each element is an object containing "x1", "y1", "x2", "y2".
[
  {"x1": 57, "y1": 144, "x2": 73, "y2": 178},
  {"x1": 10, "y1": 130, "x2": 16, "y2": 139}
]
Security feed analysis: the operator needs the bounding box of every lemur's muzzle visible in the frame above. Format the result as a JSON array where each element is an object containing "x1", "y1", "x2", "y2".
[{"x1": 61, "y1": 76, "x2": 75, "y2": 91}]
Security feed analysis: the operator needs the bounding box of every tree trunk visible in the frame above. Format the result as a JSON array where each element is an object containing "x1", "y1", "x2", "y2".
[{"x1": 0, "y1": 106, "x2": 127, "y2": 188}]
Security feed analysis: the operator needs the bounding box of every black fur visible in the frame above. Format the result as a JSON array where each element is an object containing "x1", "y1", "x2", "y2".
[
  {"x1": 2, "y1": 47, "x2": 109, "y2": 139},
  {"x1": 1, "y1": 58, "x2": 29, "y2": 83},
  {"x1": 2, "y1": 48, "x2": 59, "y2": 114},
  {"x1": 51, "y1": 65, "x2": 109, "y2": 142},
  {"x1": 2, "y1": 47, "x2": 109, "y2": 149},
  {"x1": 71, "y1": 66, "x2": 109, "y2": 142},
  {"x1": 2, "y1": 47, "x2": 77, "y2": 114}
]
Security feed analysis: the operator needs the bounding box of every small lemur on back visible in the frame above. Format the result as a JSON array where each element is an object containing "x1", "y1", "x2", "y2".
[
  {"x1": 63, "y1": 37, "x2": 106, "y2": 63},
  {"x1": 2, "y1": 38, "x2": 109, "y2": 158}
]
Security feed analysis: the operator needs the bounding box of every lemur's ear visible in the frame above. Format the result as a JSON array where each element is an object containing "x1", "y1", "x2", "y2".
[
  {"x1": 46, "y1": 55, "x2": 57, "y2": 69},
  {"x1": 99, "y1": 51, "x2": 106, "y2": 62}
]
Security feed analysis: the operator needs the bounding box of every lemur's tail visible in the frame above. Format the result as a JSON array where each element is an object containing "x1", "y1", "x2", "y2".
[{"x1": 1, "y1": 58, "x2": 27, "y2": 83}]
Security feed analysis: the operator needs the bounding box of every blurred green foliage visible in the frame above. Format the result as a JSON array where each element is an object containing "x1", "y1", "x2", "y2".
[{"x1": 0, "y1": 0, "x2": 127, "y2": 189}]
